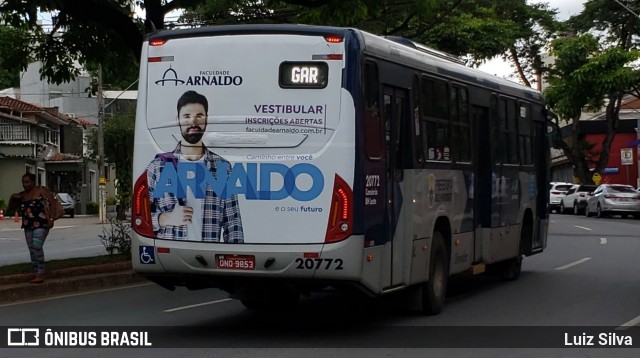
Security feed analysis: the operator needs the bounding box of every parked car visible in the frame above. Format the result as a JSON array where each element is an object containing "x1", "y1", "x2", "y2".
[
  {"x1": 55, "y1": 193, "x2": 75, "y2": 218},
  {"x1": 549, "y1": 182, "x2": 573, "y2": 213},
  {"x1": 559, "y1": 184, "x2": 597, "y2": 215},
  {"x1": 585, "y1": 184, "x2": 640, "y2": 218}
]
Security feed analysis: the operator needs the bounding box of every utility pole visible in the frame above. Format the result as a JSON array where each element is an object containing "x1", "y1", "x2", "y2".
[{"x1": 97, "y1": 64, "x2": 106, "y2": 224}]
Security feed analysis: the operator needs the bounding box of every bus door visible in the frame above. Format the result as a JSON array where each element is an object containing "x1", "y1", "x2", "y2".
[
  {"x1": 531, "y1": 118, "x2": 549, "y2": 251},
  {"x1": 472, "y1": 105, "x2": 491, "y2": 260},
  {"x1": 382, "y1": 86, "x2": 410, "y2": 287}
]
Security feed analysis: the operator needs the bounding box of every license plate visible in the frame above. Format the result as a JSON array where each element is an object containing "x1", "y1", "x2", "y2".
[{"x1": 216, "y1": 254, "x2": 255, "y2": 270}]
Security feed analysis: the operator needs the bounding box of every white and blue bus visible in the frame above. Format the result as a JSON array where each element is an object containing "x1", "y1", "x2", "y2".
[{"x1": 131, "y1": 24, "x2": 549, "y2": 314}]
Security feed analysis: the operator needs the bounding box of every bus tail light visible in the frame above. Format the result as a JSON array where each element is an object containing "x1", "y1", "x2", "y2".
[
  {"x1": 149, "y1": 38, "x2": 167, "y2": 46},
  {"x1": 132, "y1": 171, "x2": 155, "y2": 238},
  {"x1": 324, "y1": 35, "x2": 343, "y2": 43},
  {"x1": 325, "y1": 174, "x2": 353, "y2": 243}
]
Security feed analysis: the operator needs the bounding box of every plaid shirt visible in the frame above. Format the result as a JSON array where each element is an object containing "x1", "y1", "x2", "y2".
[{"x1": 147, "y1": 143, "x2": 244, "y2": 243}]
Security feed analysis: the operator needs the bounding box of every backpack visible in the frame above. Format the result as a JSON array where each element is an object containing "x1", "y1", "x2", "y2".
[{"x1": 48, "y1": 196, "x2": 65, "y2": 221}]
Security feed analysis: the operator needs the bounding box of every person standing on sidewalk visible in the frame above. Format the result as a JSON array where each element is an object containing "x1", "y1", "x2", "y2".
[{"x1": 7, "y1": 173, "x2": 56, "y2": 284}]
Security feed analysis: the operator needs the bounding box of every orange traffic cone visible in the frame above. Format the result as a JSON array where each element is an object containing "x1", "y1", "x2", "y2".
[
  {"x1": 0, "y1": 209, "x2": 4, "y2": 220},
  {"x1": 14, "y1": 211, "x2": 19, "y2": 223}
]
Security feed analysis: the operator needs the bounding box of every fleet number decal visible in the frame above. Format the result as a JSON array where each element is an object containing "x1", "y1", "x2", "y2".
[
  {"x1": 365, "y1": 174, "x2": 380, "y2": 187},
  {"x1": 295, "y1": 258, "x2": 344, "y2": 270}
]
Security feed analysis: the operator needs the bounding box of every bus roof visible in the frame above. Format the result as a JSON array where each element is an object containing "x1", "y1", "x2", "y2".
[{"x1": 146, "y1": 24, "x2": 543, "y2": 103}]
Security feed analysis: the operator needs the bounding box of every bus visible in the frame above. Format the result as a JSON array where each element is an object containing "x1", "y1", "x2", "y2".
[{"x1": 131, "y1": 24, "x2": 549, "y2": 314}]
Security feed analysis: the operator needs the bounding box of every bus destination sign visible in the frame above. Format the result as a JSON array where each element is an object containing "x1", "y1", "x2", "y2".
[{"x1": 279, "y1": 61, "x2": 328, "y2": 89}]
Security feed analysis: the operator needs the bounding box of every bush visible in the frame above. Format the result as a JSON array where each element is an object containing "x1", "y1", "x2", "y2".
[
  {"x1": 86, "y1": 202, "x2": 99, "y2": 215},
  {"x1": 0, "y1": 198, "x2": 5, "y2": 212},
  {"x1": 98, "y1": 217, "x2": 132, "y2": 259},
  {"x1": 106, "y1": 196, "x2": 117, "y2": 205}
]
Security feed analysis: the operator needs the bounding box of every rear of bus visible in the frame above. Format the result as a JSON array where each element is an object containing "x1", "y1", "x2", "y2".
[{"x1": 131, "y1": 25, "x2": 362, "y2": 298}]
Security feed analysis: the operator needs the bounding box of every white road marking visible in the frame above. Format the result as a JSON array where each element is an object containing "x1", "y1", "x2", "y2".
[
  {"x1": 574, "y1": 225, "x2": 592, "y2": 231},
  {"x1": 51, "y1": 226, "x2": 76, "y2": 230},
  {"x1": 68, "y1": 245, "x2": 104, "y2": 251},
  {"x1": 616, "y1": 314, "x2": 640, "y2": 330},
  {"x1": 164, "y1": 298, "x2": 233, "y2": 313},
  {"x1": 0, "y1": 282, "x2": 154, "y2": 308},
  {"x1": 554, "y1": 257, "x2": 592, "y2": 270},
  {"x1": 600, "y1": 237, "x2": 607, "y2": 245},
  {"x1": 0, "y1": 237, "x2": 21, "y2": 241}
]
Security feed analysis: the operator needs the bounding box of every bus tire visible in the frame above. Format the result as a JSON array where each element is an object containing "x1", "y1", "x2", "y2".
[
  {"x1": 502, "y1": 215, "x2": 531, "y2": 281},
  {"x1": 422, "y1": 231, "x2": 448, "y2": 315},
  {"x1": 500, "y1": 255, "x2": 522, "y2": 281}
]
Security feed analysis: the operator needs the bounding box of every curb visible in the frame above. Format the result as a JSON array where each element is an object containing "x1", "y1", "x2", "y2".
[{"x1": 0, "y1": 261, "x2": 148, "y2": 304}]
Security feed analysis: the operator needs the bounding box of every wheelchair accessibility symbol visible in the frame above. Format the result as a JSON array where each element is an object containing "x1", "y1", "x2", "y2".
[{"x1": 139, "y1": 246, "x2": 156, "y2": 264}]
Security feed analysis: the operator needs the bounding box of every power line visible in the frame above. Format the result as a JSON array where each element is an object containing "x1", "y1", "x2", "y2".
[{"x1": 614, "y1": 0, "x2": 640, "y2": 18}]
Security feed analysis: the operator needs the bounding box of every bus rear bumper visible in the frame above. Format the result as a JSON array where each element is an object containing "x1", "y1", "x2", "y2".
[{"x1": 131, "y1": 234, "x2": 366, "y2": 293}]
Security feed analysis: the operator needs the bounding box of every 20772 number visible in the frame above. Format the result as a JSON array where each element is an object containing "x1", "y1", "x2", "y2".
[{"x1": 295, "y1": 258, "x2": 344, "y2": 270}]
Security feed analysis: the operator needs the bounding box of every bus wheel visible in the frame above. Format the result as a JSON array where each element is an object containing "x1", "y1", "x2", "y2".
[
  {"x1": 501, "y1": 255, "x2": 522, "y2": 281},
  {"x1": 422, "y1": 231, "x2": 448, "y2": 315},
  {"x1": 502, "y1": 216, "x2": 531, "y2": 281}
]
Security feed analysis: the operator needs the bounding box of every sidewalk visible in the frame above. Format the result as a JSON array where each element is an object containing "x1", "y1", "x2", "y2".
[
  {"x1": 0, "y1": 261, "x2": 146, "y2": 304},
  {"x1": 0, "y1": 215, "x2": 146, "y2": 304}
]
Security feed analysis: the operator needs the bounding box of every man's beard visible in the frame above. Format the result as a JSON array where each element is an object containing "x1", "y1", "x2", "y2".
[{"x1": 182, "y1": 126, "x2": 204, "y2": 144}]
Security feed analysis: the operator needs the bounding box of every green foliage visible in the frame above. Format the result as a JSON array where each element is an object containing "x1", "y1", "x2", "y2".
[
  {"x1": 567, "y1": 0, "x2": 640, "y2": 49},
  {"x1": 105, "y1": 115, "x2": 135, "y2": 211},
  {"x1": 0, "y1": 25, "x2": 30, "y2": 88},
  {"x1": 86, "y1": 202, "x2": 99, "y2": 215},
  {"x1": 98, "y1": 217, "x2": 132, "y2": 259},
  {"x1": 179, "y1": 0, "x2": 561, "y2": 85},
  {"x1": 0, "y1": 0, "x2": 561, "y2": 85},
  {"x1": 0, "y1": 0, "x2": 144, "y2": 85},
  {"x1": 106, "y1": 196, "x2": 118, "y2": 206},
  {"x1": 0, "y1": 198, "x2": 5, "y2": 212},
  {"x1": 86, "y1": 114, "x2": 134, "y2": 213},
  {"x1": 543, "y1": 30, "x2": 640, "y2": 184},
  {"x1": 545, "y1": 35, "x2": 640, "y2": 120}
]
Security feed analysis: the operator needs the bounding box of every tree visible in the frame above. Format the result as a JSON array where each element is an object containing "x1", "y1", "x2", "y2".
[
  {"x1": 86, "y1": 114, "x2": 135, "y2": 219},
  {"x1": 489, "y1": 2, "x2": 564, "y2": 88},
  {"x1": 0, "y1": 0, "x2": 560, "y2": 85},
  {"x1": 544, "y1": 35, "x2": 640, "y2": 184},
  {"x1": 543, "y1": 0, "x2": 640, "y2": 184},
  {"x1": 182, "y1": 0, "x2": 561, "y2": 82},
  {"x1": 0, "y1": 25, "x2": 30, "y2": 88}
]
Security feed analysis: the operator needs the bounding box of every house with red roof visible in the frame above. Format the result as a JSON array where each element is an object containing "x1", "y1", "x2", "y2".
[{"x1": 0, "y1": 96, "x2": 98, "y2": 213}]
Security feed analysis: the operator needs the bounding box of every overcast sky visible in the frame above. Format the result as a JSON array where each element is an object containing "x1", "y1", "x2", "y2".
[
  {"x1": 478, "y1": 0, "x2": 588, "y2": 79},
  {"x1": 544, "y1": 0, "x2": 587, "y2": 20}
]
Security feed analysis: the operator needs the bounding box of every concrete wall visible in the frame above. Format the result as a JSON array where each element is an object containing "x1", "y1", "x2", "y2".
[
  {"x1": 20, "y1": 62, "x2": 92, "y2": 107},
  {"x1": 0, "y1": 160, "x2": 26, "y2": 205}
]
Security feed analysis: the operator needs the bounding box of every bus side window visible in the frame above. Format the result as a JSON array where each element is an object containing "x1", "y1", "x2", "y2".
[
  {"x1": 364, "y1": 62, "x2": 383, "y2": 160},
  {"x1": 412, "y1": 76, "x2": 424, "y2": 166},
  {"x1": 519, "y1": 102, "x2": 533, "y2": 165},
  {"x1": 421, "y1": 76, "x2": 450, "y2": 162}
]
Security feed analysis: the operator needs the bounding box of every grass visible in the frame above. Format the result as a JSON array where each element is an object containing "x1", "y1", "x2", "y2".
[{"x1": 0, "y1": 254, "x2": 130, "y2": 276}]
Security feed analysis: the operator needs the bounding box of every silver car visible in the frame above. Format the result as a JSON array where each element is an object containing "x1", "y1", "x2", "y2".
[
  {"x1": 55, "y1": 193, "x2": 76, "y2": 218},
  {"x1": 585, "y1": 184, "x2": 640, "y2": 218}
]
